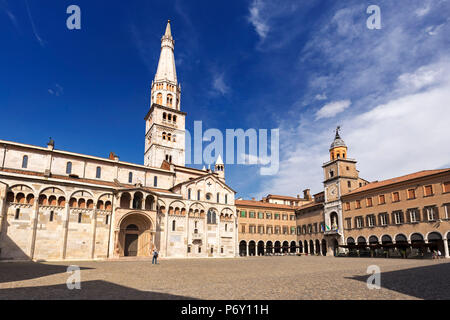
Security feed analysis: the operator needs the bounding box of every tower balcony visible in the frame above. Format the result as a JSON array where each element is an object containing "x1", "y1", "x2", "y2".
[
  {"x1": 162, "y1": 119, "x2": 178, "y2": 128},
  {"x1": 192, "y1": 233, "x2": 203, "y2": 240}
]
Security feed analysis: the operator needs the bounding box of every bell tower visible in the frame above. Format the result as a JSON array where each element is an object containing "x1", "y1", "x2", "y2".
[
  {"x1": 322, "y1": 127, "x2": 359, "y2": 254},
  {"x1": 144, "y1": 20, "x2": 186, "y2": 168}
]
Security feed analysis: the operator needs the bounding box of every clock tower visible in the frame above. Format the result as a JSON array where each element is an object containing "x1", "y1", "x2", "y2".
[{"x1": 322, "y1": 127, "x2": 360, "y2": 255}]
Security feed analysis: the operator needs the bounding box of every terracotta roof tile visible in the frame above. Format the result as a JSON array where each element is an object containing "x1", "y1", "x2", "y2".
[
  {"x1": 266, "y1": 194, "x2": 304, "y2": 201},
  {"x1": 235, "y1": 199, "x2": 298, "y2": 210},
  {"x1": 344, "y1": 169, "x2": 450, "y2": 196}
]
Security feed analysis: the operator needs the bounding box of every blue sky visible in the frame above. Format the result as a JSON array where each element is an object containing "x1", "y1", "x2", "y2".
[{"x1": 1, "y1": 0, "x2": 450, "y2": 199}]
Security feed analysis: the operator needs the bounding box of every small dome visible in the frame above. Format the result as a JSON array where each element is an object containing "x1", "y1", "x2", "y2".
[
  {"x1": 330, "y1": 126, "x2": 347, "y2": 149},
  {"x1": 330, "y1": 137, "x2": 346, "y2": 149}
]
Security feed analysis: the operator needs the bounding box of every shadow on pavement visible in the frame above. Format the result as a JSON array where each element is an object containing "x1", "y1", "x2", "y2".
[
  {"x1": 346, "y1": 261, "x2": 450, "y2": 299},
  {"x1": 0, "y1": 262, "x2": 93, "y2": 284},
  {"x1": 0, "y1": 280, "x2": 197, "y2": 300}
]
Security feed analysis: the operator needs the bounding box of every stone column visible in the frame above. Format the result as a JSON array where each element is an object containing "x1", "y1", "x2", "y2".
[
  {"x1": 443, "y1": 237, "x2": 449, "y2": 258},
  {"x1": 203, "y1": 210, "x2": 208, "y2": 257},
  {"x1": 0, "y1": 192, "x2": 6, "y2": 234},
  {"x1": 235, "y1": 215, "x2": 239, "y2": 257},
  {"x1": 90, "y1": 206, "x2": 97, "y2": 259},
  {"x1": 164, "y1": 207, "x2": 169, "y2": 257},
  {"x1": 29, "y1": 199, "x2": 39, "y2": 260},
  {"x1": 60, "y1": 202, "x2": 70, "y2": 259},
  {"x1": 185, "y1": 206, "x2": 189, "y2": 258},
  {"x1": 216, "y1": 214, "x2": 220, "y2": 257}
]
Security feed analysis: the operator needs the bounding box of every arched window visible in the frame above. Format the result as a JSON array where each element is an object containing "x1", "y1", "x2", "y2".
[
  {"x1": 173, "y1": 135, "x2": 176, "y2": 142},
  {"x1": 173, "y1": 115, "x2": 177, "y2": 123},
  {"x1": 217, "y1": 193, "x2": 220, "y2": 203},
  {"x1": 128, "y1": 172, "x2": 133, "y2": 184},
  {"x1": 162, "y1": 132, "x2": 166, "y2": 140},
  {"x1": 96, "y1": 166, "x2": 101, "y2": 179},
  {"x1": 163, "y1": 112, "x2": 167, "y2": 120},
  {"x1": 172, "y1": 220, "x2": 176, "y2": 231},
  {"x1": 207, "y1": 209, "x2": 217, "y2": 224},
  {"x1": 225, "y1": 194, "x2": 228, "y2": 204},
  {"x1": 167, "y1": 94, "x2": 173, "y2": 106},
  {"x1": 169, "y1": 156, "x2": 172, "y2": 163},
  {"x1": 156, "y1": 93, "x2": 162, "y2": 104},
  {"x1": 22, "y1": 155, "x2": 28, "y2": 168},
  {"x1": 167, "y1": 133, "x2": 172, "y2": 141},
  {"x1": 188, "y1": 189, "x2": 191, "y2": 200},
  {"x1": 168, "y1": 114, "x2": 172, "y2": 121},
  {"x1": 66, "y1": 162, "x2": 72, "y2": 174},
  {"x1": 154, "y1": 176, "x2": 158, "y2": 187},
  {"x1": 197, "y1": 190, "x2": 201, "y2": 200}
]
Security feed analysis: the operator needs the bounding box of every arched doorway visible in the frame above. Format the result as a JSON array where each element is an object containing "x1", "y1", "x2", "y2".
[
  {"x1": 124, "y1": 224, "x2": 139, "y2": 256},
  {"x1": 411, "y1": 233, "x2": 425, "y2": 258},
  {"x1": 266, "y1": 241, "x2": 273, "y2": 254},
  {"x1": 290, "y1": 241, "x2": 296, "y2": 253},
  {"x1": 282, "y1": 241, "x2": 289, "y2": 254},
  {"x1": 321, "y1": 239, "x2": 327, "y2": 256},
  {"x1": 274, "y1": 241, "x2": 281, "y2": 254},
  {"x1": 315, "y1": 239, "x2": 320, "y2": 255},
  {"x1": 304, "y1": 240, "x2": 308, "y2": 254},
  {"x1": 369, "y1": 235, "x2": 379, "y2": 257},
  {"x1": 118, "y1": 213, "x2": 152, "y2": 257},
  {"x1": 427, "y1": 232, "x2": 444, "y2": 255},
  {"x1": 298, "y1": 241, "x2": 303, "y2": 254},
  {"x1": 248, "y1": 241, "x2": 256, "y2": 256},
  {"x1": 239, "y1": 241, "x2": 247, "y2": 256},
  {"x1": 257, "y1": 241, "x2": 265, "y2": 256},
  {"x1": 332, "y1": 239, "x2": 339, "y2": 256},
  {"x1": 309, "y1": 240, "x2": 314, "y2": 255}
]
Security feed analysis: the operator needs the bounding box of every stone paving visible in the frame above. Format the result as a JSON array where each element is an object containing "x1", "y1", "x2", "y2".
[{"x1": 0, "y1": 256, "x2": 449, "y2": 300}]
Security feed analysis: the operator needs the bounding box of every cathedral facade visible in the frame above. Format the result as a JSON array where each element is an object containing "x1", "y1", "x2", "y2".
[{"x1": 0, "y1": 22, "x2": 238, "y2": 261}]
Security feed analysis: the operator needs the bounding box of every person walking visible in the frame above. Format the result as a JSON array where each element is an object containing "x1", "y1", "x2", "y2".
[{"x1": 152, "y1": 247, "x2": 159, "y2": 265}]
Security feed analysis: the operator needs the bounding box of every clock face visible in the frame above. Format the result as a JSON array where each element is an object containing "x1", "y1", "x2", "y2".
[{"x1": 328, "y1": 185, "x2": 337, "y2": 199}]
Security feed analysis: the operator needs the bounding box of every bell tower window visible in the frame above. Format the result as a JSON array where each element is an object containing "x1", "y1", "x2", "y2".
[
  {"x1": 156, "y1": 93, "x2": 162, "y2": 105},
  {"x1": 167, "y1": 94, "x2": 173, "y2": 107}
]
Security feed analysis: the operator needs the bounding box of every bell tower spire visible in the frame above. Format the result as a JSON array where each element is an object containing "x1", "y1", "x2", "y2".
[
  {"x1": 151, "y1": 20, "x2": 181, "y2": 110},
  {"x1": 145, "y1": 21, "x2": 186, "y2": 168}
]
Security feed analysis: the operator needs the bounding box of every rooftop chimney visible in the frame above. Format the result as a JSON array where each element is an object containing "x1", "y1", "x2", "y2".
[
  {"x1": 109, "y1": 152, "x2": 119, "y2": 161},
  {"x1": 47, "y1": 137, "x2": 55, "y2": 151},
  {"x1": 303, "y1": 189, "x2": 311, "y2": 201}
]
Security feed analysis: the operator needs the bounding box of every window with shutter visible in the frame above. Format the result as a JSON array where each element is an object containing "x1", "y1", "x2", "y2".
[
  {"x1": 424, "y1": 185, "x2": 433, "y2": 196},
  {"x1": 443, "y1": 182, "x2": 450, "y2": 193}
]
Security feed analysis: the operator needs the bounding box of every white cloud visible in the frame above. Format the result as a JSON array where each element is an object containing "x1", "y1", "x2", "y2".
[
  {"x1": 48, "y1": 84, "x2": 64, "y2": 96},
  {"x1": 397, "y1": 62, "x2": 444, "y2": 91},
  {"x1": 425, "y1": 23, "x2": 445, "y2": 36},
  {"x1": 242, "y1": 153, "x2": 272, "y2": 166},
  {"x1": 247, "y1": 0, "x2": 317, "y2": 48},
  {"x1": 315, "y1": 100, "x2": 351, "y2": 120},
  {"x1": 25, "y1": 0, "x2": 45, "y2": 47},
  {"x1": 212, "y1": 73, "x2": 229, "y2": 95},
  {"x1": 315, "y1": 93, "x2": 327, "y2": 101},
  {"x1": 248, "y1": 0, "x2": 270, "y2": 39},
  {"x1": 415, "y1": 2, "x2": 432, "y2": 17},
  {"x1": 260, "y1": 61, "x2": 450, "y2": 196}
]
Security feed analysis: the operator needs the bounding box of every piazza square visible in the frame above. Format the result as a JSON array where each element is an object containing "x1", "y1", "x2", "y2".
[
  {"x1": 1, "y1": 2, "x2": 450, "y2": 305},
  {"x1": 1, "y1": 256, "x2": 449, "y2": 300}
]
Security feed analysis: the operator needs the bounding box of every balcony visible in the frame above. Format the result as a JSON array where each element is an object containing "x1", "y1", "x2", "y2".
[
  {"x1": 192, "y1": 233, "x2": 203, "y2": 240},
  {"x1": 324, "y1": 226, "x2": 341, "y2": 236}
]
